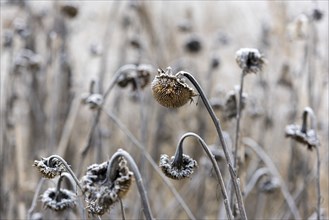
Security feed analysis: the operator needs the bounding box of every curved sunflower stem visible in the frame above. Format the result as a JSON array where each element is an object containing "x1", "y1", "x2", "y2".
[
  {"x1": 106, "y1": 149, "x2": 154, "y2": 220},
  {"x1": 57, "y1": 172, "x2": 77, "y2": 192},
  {"x1": 180, "y1": 71, "x2": 247, "y2": 220},
  {"x1": 48, "y1": 155, "x2": 83, "y2": 192},
  {"x1": 243, "y1": 137, "x2": 301, "y2": 219},
  {"x1": 176, "y1": 132, "x2": 234, "y2": 220}
]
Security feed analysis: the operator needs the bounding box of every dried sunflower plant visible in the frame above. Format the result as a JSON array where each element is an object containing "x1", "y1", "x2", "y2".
[
  {"x1": 285, "y1": 107, "x2": 321, "y2": 220},
  {"x1": 31, "y1": 149, "x2": 153, "y2": 219},
  {"x1": 159, "y1": 132, "x2": 234, "y2": 219},
  {"x1": 152, "y1": 67, "x2": 247, "y2": 219}
]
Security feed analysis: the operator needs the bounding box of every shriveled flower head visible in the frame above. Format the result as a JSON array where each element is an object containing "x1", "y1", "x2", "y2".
[
  {"x1": 33, "y1": 157, "x2": 65, "y2": 179},
  {"x1": 41, "y1": 188, "x2": 76, "y2": 211},
  {"x1": 151, "y1": 67, "x2": 198, "y2": 108},
  {"x1": 81, "y1": 93, "x2": 103, "y2": 110},
  {"x1": 224, "y1": 88, "x2": 247, "y2": 119},
  {"x1": 159, "y1": 154, "x2": 198, "y2": 180},
  {"x1": 285, "y1": 124, "x2": 319, "y2": 150},
  {"x1": 184, "y1": 35, "x2": 203, "y2": 53},
  {"x1": 81, "y1": 157, "x2": 133, "y2": 216},
  {"x1": 60, "y1": 3, "x2": 79, "y2": 18},
  {"x1": 117, "y1": 64, "x2": 153, "y2": 91},
  {"x1": 235, "y1": 48, "x2": 265, "y2": 74}
]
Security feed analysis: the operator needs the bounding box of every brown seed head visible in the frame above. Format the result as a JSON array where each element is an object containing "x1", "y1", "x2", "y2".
[{"x1": 151, "y1": 67, "x2": 197, "y2": 108}]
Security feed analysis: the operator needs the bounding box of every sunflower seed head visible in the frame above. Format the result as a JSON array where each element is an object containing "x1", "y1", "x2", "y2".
[
  {"x1": 159, "y1": 154, "x2": 198, "y2": 180},
  {"x1": 33, "y1": 157, "x2": 65, "y2": 179},
  {"x1": 41, "y1": 188, "x2": 76, "y2": 211},
  {"x1": 151, "y1": 67, "x2": 198, "y2": 108}
]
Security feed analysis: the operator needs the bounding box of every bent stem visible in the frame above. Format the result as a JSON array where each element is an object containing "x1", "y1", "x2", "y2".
[
  {"x1": 243, "y1": 137, "x2": 301, "y2": 219},
  {"x1": 175, "y1": 132, "x2": 234, "y2": 220},
  {"x1": 57, "y1": 172, "x2": 77, "y2": 192},
  {"x1": 48, "y1": 155, "x2": 83, "y2": 192},
  {"x1": 180, "y1": 71, "x2": 247, "y2": 220},
  {"x1": 107, "y1": 149, "x2": 153, "y2": 220}
]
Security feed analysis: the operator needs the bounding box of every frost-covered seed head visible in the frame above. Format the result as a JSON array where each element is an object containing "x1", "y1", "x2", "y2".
[
  {"x1": 41, "y1": 188, "x2": 76, "y2": 211},
  {"x1": 159, "y1": 154, "x2": 198, "y2": 180},
  {"x1": 151, "y1": 67, "x2": 197, "y2": 108},
  {"x1": 33, "y1": 157, "x2": 65, "y2": 179}
]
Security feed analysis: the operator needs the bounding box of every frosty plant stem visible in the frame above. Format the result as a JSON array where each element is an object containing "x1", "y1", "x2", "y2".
[
  {"x1": 106, "y1": 149, "x2": 153, "y2": 220},
  {"x1": 48, "y1": 155, "x2": 83, "y2": 192},
  {"x1": 179, "y1": 71, "x2": 247, "y2": 220},
  {"x1": 302, "y1": 107, "x2": 321, "y2": 220},
  {"x1": 233, "y1": 71, "x2": 246, "y2": 170},
  {"x1": 174, "y1": 132, "x2": 234, "y2": 220}
]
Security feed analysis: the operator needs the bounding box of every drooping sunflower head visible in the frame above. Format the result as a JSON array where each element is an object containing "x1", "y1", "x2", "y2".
[{"x1": 151, "y1": 67, "x2": 198, "y2": 108}]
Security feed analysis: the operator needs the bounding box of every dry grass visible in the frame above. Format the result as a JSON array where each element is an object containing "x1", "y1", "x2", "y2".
[{"x1": 1, "y1": 1, "x2": 328, "y2": 219}]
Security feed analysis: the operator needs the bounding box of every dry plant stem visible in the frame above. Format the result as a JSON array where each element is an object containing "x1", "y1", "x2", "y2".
[
  {"x1": 315, "y1": 146, "x2": 321, "y2": 220},
  {"x1": 57, "y1": 172, "x2": 77, "y2": 192},
  {"x1": 48, "y1": 155, "x2": 83, "y2": 192},
  {"x1": 231, "y1": 71, "x2": 245, "y2": 212},
  {"x1": 102, "y1": 108, "x2": 196, "y2": 220},
  {"x1": 180, "y1": 71, "x2": 247, "y2": 220},
  {"x1": 119, "y1": 197, "x2": 126, "y2": 220},
  {"x1": 79, "y1": 65, "x2": 138, "y2": 172},
  {"x1": 174, "y1": 132, "x2": 234, "y2": 220},
  {"x1": 27, "y1": 178, "x2": 45, "y2": 220},
  {"x1": 243, "y1": 137, "x2": 301, "y2": 219},
  {"x1": 107, "y1": 149, "x2": 153, "y2": 220},
  {"x1": 233, "y1": 71, "x2": 246, "y2": 169},
  {"x1": 57, "y1": 96, "x2": 81, "y2": 156},
  {"x1": 303, "y1": 107, "x2": 321, "y2": 220}
]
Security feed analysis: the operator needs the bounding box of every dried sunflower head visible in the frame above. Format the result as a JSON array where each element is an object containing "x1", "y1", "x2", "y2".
[
  {"x1": 151, "y1": 67, "x2": 198, "y2": 108},
  {"x1": 81, "y1": 157, "x2": 133, "y2": 216},
  {"x1": 285, "y1": 124, "x2": 319, "y2": 150},
  {"x1": 60, "y1": 3, "x2": 79, "y2": 18},
  {"x1": 159, "y1": 154, "x2": 198, "y2": 180},
  {"x1": 81, "y1": 93, "x2": 103, "y2": 110},
  {"x1": 235, "y1": 48, "x2": 265, "y2": 74},
  {"x1": 41, "y1": 187, "x2": 76, "y2": 211},
  {"x1": 117, "y1": 64, "x2": 153, "y2": 91},
  {"x1": 223, "y1": 88, "x2": 247, "y2": 119},
  {"x1": 33, "y1": 157, "x2": 65, "y2": 179}
]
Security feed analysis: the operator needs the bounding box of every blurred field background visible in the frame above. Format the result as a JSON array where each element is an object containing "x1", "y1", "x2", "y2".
[{"x1": 0, "y1": 0, "x2": 328, "y2": 219}]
